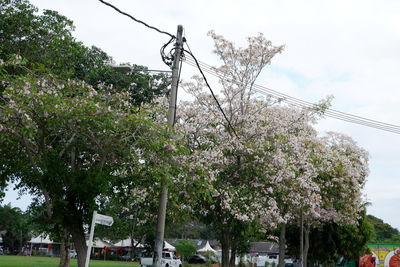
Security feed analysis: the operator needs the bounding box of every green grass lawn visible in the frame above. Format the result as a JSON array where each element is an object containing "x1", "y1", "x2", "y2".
[{"x1": 0, "y1": 255, "x2": 140, "y2": 267}]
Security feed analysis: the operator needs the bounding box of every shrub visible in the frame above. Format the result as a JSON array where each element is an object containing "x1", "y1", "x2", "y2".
[{"x1": 175, "y1": 240, "x2": 197, "y2": 261}]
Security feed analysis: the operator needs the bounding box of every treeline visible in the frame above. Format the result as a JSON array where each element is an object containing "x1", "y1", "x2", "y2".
[{"x1": 367, "y1": 215, "x2": 400, "y2": 243}]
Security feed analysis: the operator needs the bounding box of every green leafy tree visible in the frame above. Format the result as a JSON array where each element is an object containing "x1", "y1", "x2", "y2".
[
  {"x1": 0, "y1": 0, "x2": 82, "y2": 79},
  {"x1": 0, "y1": 2, "x2": 172, "y2": 267},
  {"x1": 95, "y1": 135, "x2": 189, "y2": 255},
  {"x1": 0, "y1": 0, "x2": 170, "y2": 104},
  {"x1": 286, "y1": 208, "x2": 373, "y2": 265},
  {"x1": 0, "y1": 59, "x2": 178, "y2": 267},
  {"x1": 0, "y1": 204, "x2": 31, "y2": 254},
  {"x1": 367, "y1": 215, "x2": 400, "y2": 243},
  {"x1": 175, "y1": 240, "x2": 197, "y2": 261},
  {"x1": 94, "y1": 189, "x2": 159, "y2": 254},
  {"x1": 165, "y1": 220, "x2": 218, "y2": 240}
]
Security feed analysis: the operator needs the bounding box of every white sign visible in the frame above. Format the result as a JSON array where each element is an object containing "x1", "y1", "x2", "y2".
[
  {"x1": 95, "y1": 213, "x2": 114, "y2": 226},
  {"x1": 85, "y1": 211, "x2": 114, "y2": 267}
]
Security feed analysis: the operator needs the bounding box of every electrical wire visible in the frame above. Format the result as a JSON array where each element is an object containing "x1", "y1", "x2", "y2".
[
  {"x1": 184, "y1": 56, "x2": 400, "y2": 134},
  {"x1": 98, "y1": 0, "x2": 175, "y2": 38},
  {"x1": 183, "y1": 55, "x2": 400, "y2": 135},
  {"x1": 183, "y1": 43, "x2": 239, "y2": 138},
  {"x1": 160, "y1": 36, "x2": 176, "y2": 67},
  {"x1": 97, "y1": 0, "x2": 399, "y2": 135},
  {"x1": 97, "y1": 0, "x2": 176, "y2": 67}
]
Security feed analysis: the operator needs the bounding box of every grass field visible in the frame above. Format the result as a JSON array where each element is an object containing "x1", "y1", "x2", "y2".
[{"x1": 0, "y1": 255, "x2": 140, "y2": 267}]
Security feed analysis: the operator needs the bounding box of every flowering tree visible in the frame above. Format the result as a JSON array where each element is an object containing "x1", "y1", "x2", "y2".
[
  {"x1": 316, "y1": 132, "x2": 369, "y2": 224},
  {"x1": 300, "y1": 132, "x2": 368, "y2": 266},
  {"x1": 177, "y1": 31, "x2": 285, "y2": 267},
  {"x1": 252, "y1": 113, "x2": 322, "y2": 267},
  {"x1": 177, "y1": 30, "x2": 369, "y2": 267},
  {"x1": 278, "y1": 131, "x2": 369, "y2": 267},
  {"x1": 0, "y1": 2, "x2": 172, "y2": 266},
  {"x1": 0, "y1": 56, "x2": 177, "y2": 267}
]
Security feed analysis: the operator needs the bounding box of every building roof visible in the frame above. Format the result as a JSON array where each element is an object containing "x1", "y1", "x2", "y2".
[
  {"x1": 28, "y1": 235, "x2": 55, "y2": 244},
  {"x1": 112, "y1": 238, "x2": 143, "y2": 248},
  {"x1": 248, "y1": 242, "x2": 279, "y2": 254},
  {"x1": 88, "y1": 238, "x2": 115, "y2": 248}
]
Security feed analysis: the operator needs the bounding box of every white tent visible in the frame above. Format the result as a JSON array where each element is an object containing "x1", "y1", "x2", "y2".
[
  {"x1": 87, "y1": 238, "x2": 114, "y2": 248},
  {"x1": 113, "y1": 238, "x2": 144, "y2": 248},
  {"x1": 164, "y1": 241, "x2": 176, "y2": 251},
  {"x1": 28, "y1": 235, "x2": 53, "y2": 244},
  {"x1": 197, "y1": 241, "x2": 217, "y2": 254},
  {"x1": 28, "y1": 234, "x2": 57, "y2": 257}
]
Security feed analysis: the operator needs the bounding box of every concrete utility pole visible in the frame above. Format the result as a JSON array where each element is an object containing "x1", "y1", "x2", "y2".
[{"x1": 152, "y1": 24, "x2": 184, "y2": 267}]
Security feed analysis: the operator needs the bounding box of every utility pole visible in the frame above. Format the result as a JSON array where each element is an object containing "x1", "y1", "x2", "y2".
[{"x1": 152, "y1": 24, "x2": 184, "y2": 267}]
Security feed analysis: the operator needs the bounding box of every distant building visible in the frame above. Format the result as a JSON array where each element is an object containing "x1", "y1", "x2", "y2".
[
  {"x1": 248, "y1": 242, "x2": 279, "y2": 256},
  {"x1": 27, "y1": 234, "x2": 61, "y2": 256}
]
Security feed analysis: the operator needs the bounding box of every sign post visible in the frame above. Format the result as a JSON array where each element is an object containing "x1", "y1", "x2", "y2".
[
  {"x1": 95, "y1": 213, "x2": 114, "y2": 226},
  {"x1": 85, "y1": 211, "x2": 114, "y2": 267}
]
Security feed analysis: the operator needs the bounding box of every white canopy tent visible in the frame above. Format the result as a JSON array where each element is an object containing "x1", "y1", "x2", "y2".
[
  {"x1": 164, "y1": 241, "x2": 176, "y2": 251},
  {"x1": 113, "y1": 238, "x2": 144, "y2": 248},
  {"x1": 197, "y1": 241, "x2": 217, "y2": 254},
  {"x1": 29, "y1": 235, "x2": 53, "y2": 244},
  {"x1": 87, "y1": 238, "x2": 114, "y2": 248},
  {"x1": 27, "y1": 234, "x2": 58, "y2": 257}
]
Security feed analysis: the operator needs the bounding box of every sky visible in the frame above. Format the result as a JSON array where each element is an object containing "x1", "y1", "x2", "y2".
[{"x1": 3, "y1": 0, "x2": 400, "y2": 230}]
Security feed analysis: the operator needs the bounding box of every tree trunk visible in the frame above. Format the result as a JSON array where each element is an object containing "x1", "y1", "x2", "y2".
[
  {"x1": 70, "y1": 226, "x2": 87, "y2": 267},
  {"x1": 229, "y1": 248, "x2": 236, "y2": 267},
  {"x1": 221, "y1": 229, "x2": 231, "y2": 267},
  {"x1": 303, "y1": 224, "x2": 310, "y2": 267},
  {"x1": 58, "y1": 229, "x2": 71, "y2": 267},
  {"x1": 130, "y1": 236, "x2": 135, "y2": 261},
  {"x1": 278, "y1": 223, "x2": 286, "y2": 267},
  {"x1": 300, "y1": 212, "x2": 304, "y2": 267}
]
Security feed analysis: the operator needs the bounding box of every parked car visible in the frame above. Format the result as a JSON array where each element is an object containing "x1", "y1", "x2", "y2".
[
  {"x1": 188, "y1": 254, "x2": 207, "y2": 264},
  {"x1": 284, "y1": 258, "x2": 298, "y2": 267},
  {"x1": 266, "y1": 255, "x2": 278, "y2": 266},
  {"x1": 69, "y1": 249, "x2": 77, "y2": 258},
  {"x1": 141, "y1": 251, "x2": 182, "y2": 267}
]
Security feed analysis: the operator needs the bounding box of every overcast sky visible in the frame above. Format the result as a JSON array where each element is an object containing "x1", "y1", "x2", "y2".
[{"x1": 3, "y1": 0, "x2": 400, "y2": 230}]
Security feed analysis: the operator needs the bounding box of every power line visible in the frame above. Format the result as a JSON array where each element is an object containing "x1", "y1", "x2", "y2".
[
  {"x1": 185, "y1": 56, "x2": 400, "y2": 134},
  {"x1": 184, "y1": 56, "x2": 400, "y2": 134},
  {"x1": 97, "y1": 0, "x2": 176, "y2": 68},
  {"x1": 183, "y1": 43, "x2": 239, "y2": 138},
  {"x1": 111, "y1": 65, "x2": 172, "y2": 73},
  {"x1": 98, "y1": 0, "x2": 400, "y2": 135},
  {"x1": 183, "y1": 56, "x2": 400, "y2": 135},
  {"x1": 96, "y1": 0, "x2": 236, "y2": 137},
  {"x1": 98, "y1": 0, "x2": 175, "y2": 38}
]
